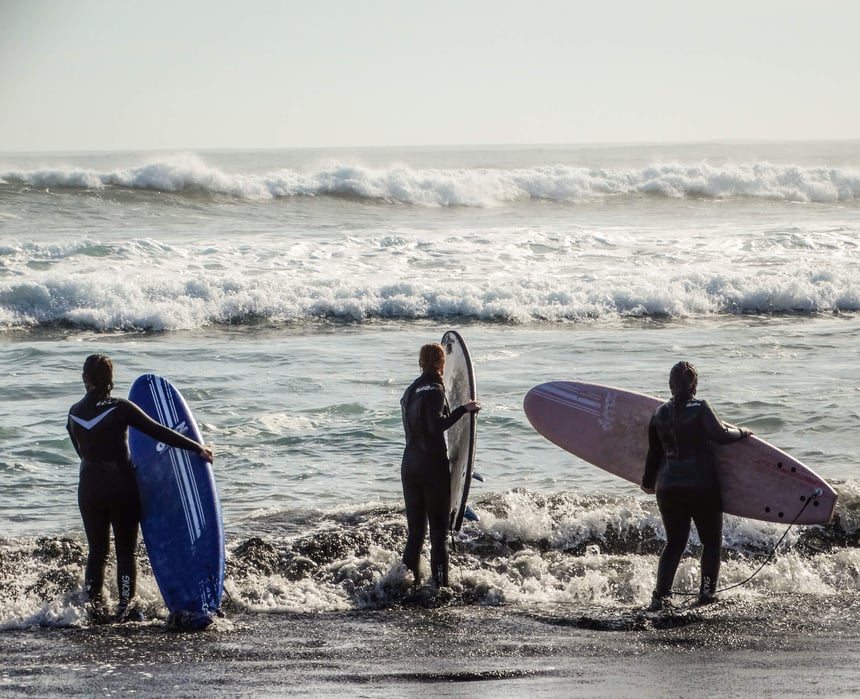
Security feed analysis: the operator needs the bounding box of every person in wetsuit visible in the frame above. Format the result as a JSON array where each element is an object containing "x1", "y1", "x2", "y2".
[
  {"x1": 400, "y1": 342, "x2": 480, "y2": 587},
  {"x1": 641, "y1": 361, "x2": 752, "y2": 611},
  {"x1": 66, "y1": 354, "x2": 214, "y2": 621}
]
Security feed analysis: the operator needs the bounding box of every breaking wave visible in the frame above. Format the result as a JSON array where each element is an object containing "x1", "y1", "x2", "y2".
[
  {"x1": 2, "y1": 485, "x2": 858, "y2": 628},
  {"x1": 3, "y1": 154, "x2": 860, "y2": 205}
]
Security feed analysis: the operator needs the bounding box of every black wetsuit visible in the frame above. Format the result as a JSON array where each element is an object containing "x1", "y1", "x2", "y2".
[
  {"x1": 642, "y1": 397, "x2": 747, "y2": 598},
  {"x1": 400, "y1": 371, "x2": 467, "y2": 587},
  {"x1": 67, "y1": 392, "x2": 202, "y2": 612}
]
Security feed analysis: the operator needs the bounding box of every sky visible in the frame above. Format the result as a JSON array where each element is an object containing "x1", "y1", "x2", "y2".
[{"x1": 1, "y1": 0, "x2": 858, "y2": 152}]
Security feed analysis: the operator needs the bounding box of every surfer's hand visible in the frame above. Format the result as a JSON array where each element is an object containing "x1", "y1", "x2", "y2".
[
  {"x1": 740, "y1": 427, "x2": 753, "y2": 438},
  {"x1": 463, "y1": 400, "x2": 481, "y2": 413},
  {"x1": 199, "y1": 445, "x2": 214, "y2": 462}
]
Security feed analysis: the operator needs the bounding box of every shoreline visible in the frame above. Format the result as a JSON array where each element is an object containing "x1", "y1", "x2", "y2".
[{"x1": 3, "y1": 595, "x2": 860, "y2": 698}]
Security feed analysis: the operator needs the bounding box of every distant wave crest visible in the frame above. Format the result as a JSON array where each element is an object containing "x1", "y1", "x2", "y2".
[{"x1": 2, "y1": 154, "x2": 860, "y2": 205}]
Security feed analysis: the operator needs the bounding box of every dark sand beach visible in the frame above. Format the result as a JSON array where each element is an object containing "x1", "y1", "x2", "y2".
[{"x1": 4, "y1": 592, "x2": 859, "y2": 698}]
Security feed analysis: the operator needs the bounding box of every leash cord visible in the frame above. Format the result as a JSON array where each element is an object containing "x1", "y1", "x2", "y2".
[
  {"x1": 450, "y1": 530, "x2": 466, "y2": 586},
  {"x1": 671, "y1": 488, "x2": 822, "y2": 600}
]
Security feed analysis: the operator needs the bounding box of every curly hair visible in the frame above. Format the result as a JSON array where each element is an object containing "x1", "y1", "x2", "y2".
[{"x1": 418, "y1": 342, "x2": 446, "y2": 377}]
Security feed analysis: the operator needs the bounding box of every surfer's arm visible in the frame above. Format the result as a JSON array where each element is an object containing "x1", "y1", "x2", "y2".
[
  {"x1": 427, "y1": 388, "x2": 467, "y2": 433},
  {"x1": 121, "y1": 400, "x2": 209, "y2": 455},
  {"x1": 700, "y1": 400, "x2": 751, "y2": 443},
  {"x1": 65, "y1": 415, "x2": 82, "y2": 458},
  {"x1": 641, "y1": 421, "x2": 663, "y2": 490}
]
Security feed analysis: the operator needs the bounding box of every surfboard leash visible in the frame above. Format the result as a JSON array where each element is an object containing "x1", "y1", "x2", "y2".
[
  {"x1": 449, "y1": 530, "x2": 466, "y2": 587},
  {"x1": 673, "y1": 487, "x2": 823, "y2": 602}
]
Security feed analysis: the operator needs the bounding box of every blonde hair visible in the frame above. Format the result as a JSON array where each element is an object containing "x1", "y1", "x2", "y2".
[{"x1": 418, "y1": 343, "x2": 445, "y2": 376}]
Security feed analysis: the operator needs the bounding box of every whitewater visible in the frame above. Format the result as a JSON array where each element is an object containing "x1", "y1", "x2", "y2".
[{"x1": 3, "y1": 143, "x2": 860, "y2": 333}]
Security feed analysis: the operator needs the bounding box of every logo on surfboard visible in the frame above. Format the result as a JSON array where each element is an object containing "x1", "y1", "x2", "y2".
[{"x1": 156, "y1": 420, "x2": 190, "y2": 453}]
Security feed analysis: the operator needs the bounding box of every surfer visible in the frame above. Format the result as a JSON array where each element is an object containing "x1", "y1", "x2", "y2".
[
  {"x1": 641, "y1": 361, "x2": 752, "y2": 611},
  {"x1": 400, "y1": 342, "x2": 481, "y2": 588},
  {"x1": 66, "y1": 354, "x2": 214, "y2": 622}
]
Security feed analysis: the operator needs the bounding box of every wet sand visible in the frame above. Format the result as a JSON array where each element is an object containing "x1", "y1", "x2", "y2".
[{"x1": 3, "y1": 593, "x2": 860, "y2": 698}]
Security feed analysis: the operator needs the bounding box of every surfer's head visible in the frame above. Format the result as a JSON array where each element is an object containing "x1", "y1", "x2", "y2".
[
  {"x1": 82, "y1": 353, "x2": 114, "y2": 398},
  {"x1": 419, "y1": 342, "x2": 446, "y2": 377},
  {"x1": 669, "y1": 361, "x2": 698, "y2": 400}
]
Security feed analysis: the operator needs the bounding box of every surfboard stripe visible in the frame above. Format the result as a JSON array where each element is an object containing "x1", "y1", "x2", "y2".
[
  {"x1": 533, "y1": 382, "x2": 603, "y2": 416},
  {"x1": 169, "y1": 448, "x2": 206, "y2": 543},
  {"x1": 147, "y1": 376, "x2": 206, "y2": 545}
]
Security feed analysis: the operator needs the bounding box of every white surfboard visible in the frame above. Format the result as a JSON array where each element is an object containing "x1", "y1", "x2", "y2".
[
  {"x1": 441, "y1": 330, "x2": 478, "y2": 532},
  {"x1": 523, "y1": 380, "x2": 837, "y2": 525}
]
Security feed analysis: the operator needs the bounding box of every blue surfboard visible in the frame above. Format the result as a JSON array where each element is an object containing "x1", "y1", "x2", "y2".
[{"x1": 128, "y1": 374, "x2": 224, "y2": 629}]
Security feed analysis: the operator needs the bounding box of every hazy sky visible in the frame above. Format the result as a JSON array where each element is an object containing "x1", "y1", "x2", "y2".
[{"x1": 1, "y1": 0, "x2": 858, "y2": 152}]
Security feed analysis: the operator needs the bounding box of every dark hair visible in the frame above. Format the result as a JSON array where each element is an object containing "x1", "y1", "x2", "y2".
[
  {"x1": 669, "y1": 360, "x2": 698, "y2": 403},
  {"x1": 83, "y1": 354, "x2": 114, "y2": 399},
  {"x1": 418, "y1": 343, "x2": 445, "y2": 377}
]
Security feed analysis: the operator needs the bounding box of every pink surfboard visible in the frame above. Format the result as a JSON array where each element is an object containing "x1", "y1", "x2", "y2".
[{"x1": 523, "y1": 381, "x2": 837, "y2": 525}]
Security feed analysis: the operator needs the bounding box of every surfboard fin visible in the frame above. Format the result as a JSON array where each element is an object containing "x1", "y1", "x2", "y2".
[
  {"x1": 472, "y1": 471, "x2": 484, "y2": 482},
  {"x1": 463, "y1": 505, "x2": 480, "y2": 522}
]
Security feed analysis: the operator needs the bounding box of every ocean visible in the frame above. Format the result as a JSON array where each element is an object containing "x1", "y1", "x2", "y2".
[{"x1": 1, "y1": 142, "x2": 860, "y2": 697}]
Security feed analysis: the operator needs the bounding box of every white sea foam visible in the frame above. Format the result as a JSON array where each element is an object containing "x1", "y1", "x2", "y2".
[
  {"x1": 5, "y1": 485, "x2": 856, "y2": 626},
  {"x1": 3, "y1": 154, "x2": 860, "y2": 204},
  {"x1": 1, "y1": 266, "x2": 857, "y2": 331},
  {"x1": 2, "y1": 217, "x2": 859, "y2": 332}
]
